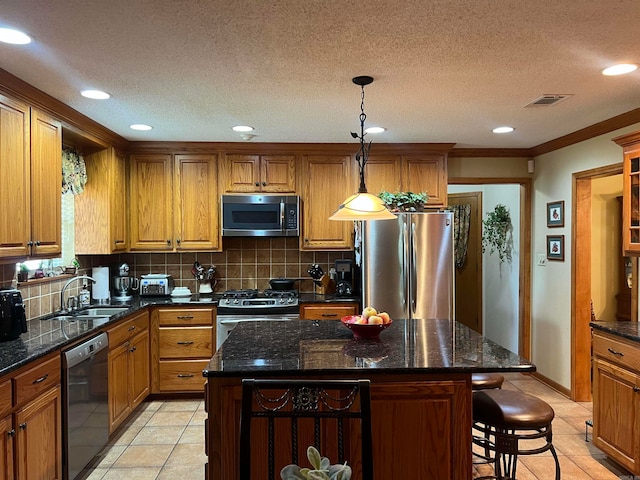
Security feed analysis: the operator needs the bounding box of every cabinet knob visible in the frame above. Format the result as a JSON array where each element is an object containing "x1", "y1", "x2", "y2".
[
  {"x1": 130, "y1": 346, "x2": 137, "y2": 353},
  {"x1": 634, "y1": 386, "x2": 640, "y2": 393},
  {"x1": 167, "y1": 239, "x2": 172, "y2": 246},
  {"x1": 7, "y1": 429, "x2": 14, "y2": 438},
  {"x1": 255, "y1": 182, "x2": 260, "y2": 187},
  {"x1": 27, "y1": 241, "x2": 33, "y2": 247},
  {"x1": 19, "y1": 423, "x2": 26, "y2": 430},
  {"x1": 35, "y1": 240, "x2": 41, "y2": 246},
  {"x1": 176, "y1": 238, "x2": 181, "y2": 244},
  {"x1": 304, "y1": 238, "x2": 309, "y2": 243},
  {"x1": 262, "y1": 181, "x2": 266, "y2": 186}
]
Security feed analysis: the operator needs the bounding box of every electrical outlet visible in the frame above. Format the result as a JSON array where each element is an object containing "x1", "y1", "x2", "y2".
[{"x1": 537, "y1": 254, "x2": 547, "y2": 266}]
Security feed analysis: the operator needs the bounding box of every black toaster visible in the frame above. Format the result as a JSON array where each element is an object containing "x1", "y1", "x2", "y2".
[{"x1": 0, "y1": 289, "x2": 27, "y2": 341}]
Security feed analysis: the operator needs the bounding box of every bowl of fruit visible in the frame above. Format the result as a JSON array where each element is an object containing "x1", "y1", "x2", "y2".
[{"x1": 341, "y1": 307, "x2": 393, "y2": 339}]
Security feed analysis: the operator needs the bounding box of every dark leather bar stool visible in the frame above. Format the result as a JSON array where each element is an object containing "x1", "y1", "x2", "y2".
[
  {"x1": 471, "y1": 373, "x2": 504, "y2": 390},
  {"x1": 472, "y1": 389, "x2": 560, "y2": 479}
]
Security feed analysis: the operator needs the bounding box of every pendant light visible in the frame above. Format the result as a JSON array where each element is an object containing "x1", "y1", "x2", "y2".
[{"x1": 329, "y1": 76, "x2": 395, "y2": 221}]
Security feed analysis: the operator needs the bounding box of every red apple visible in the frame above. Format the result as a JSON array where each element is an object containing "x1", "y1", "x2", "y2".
[
  {"x1": 355, "y1": 316, "x2": 367, "y2": 325},
  {"x1": 378, "y1": 312, "x2": 391, "y2": 324},
  {"x1": 368, "y1": 315, "x2": 383, "y2": 325}
]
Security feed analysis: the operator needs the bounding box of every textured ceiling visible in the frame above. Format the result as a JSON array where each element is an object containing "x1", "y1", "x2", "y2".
[{"x1": 1, "y1": 0, "x2": 639, "y2": 148}]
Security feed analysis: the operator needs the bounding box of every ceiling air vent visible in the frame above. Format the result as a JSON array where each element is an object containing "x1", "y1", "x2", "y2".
[{"x1": 525, "y1": 94, "x2": 572, "y2": 107}]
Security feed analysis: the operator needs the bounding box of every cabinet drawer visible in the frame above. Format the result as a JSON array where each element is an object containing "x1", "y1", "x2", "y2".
[
  {"x1": 300, "y1": 304, "x2": 358, "y2": 320},
  {"x1": 0, "y1": 380, "x2": 11, "y2": 417},
  {"x1": 158, "y1": 308, "x2": 214, "y2": 326},
  {"x1": 593, "y1": 332, "x2": 640, "y2": 372},
  {"x1": 159, "y1": 327, "x2": 213, "y2": 358},
  {"x1": 109, "y1": 311, "x2": 149, "y2": 347},
  {"x1": 13, "y1": 355, "x2": 61, "y2": 406},
  {"x1": 158, "y1": 360, "x2": 208, "y2": 392}
]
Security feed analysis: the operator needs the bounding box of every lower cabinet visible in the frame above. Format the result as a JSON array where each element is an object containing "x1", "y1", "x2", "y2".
[
  {"x1": 150, "y1": 306, "x2": 215, "y2": 393},
  {"x1": 107, "y1": 310, "x2": 150, "y2": 434},
  {"x1": 592, "y1": 331, "x2": 640, "y2": 474},
  {"x1": 299, "y1": 303, "x2": 359, "y2": 320},
  {"x1": 0, "y1": 413, "x2": 12, "y2": 480}
]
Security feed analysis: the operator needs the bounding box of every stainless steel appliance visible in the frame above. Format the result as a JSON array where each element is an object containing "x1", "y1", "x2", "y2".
[
  {"x1": 361, "y1": 212, "x2": 454, "y2": 320},
  {"x1": 216, "y1": 289, "x2": 299, "y2": 349},
  {"x1": 221, "y1": 194, "x2": 300, "y2": 237},
  {"x1": 0, "y1": 288, "x2": 27, "y2": 341},
  {"x1": 140, "y1": 274, "x2": 174, "y2": 296},
  {"x1": 334, "y1": 259, "x2": 356, "y2": 297},
  {"x1": 62, "y1": 332, "x2": 109, "y2": 480},
  {"x1": 112, "y1": 263, "x2": 139, "y2": 301}
]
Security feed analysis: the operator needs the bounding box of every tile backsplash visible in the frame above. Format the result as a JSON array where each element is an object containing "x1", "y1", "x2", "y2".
[{"x1": 1, "y1": 237, "x2": 354, "y2": 320}]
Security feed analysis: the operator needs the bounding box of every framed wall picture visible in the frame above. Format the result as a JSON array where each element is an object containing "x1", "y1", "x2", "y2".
[
  {"x1": 547, "y1": 235, "x2": 564, "y2": 261},
  {"x1": 547, "y1": 201, "x2": 564, "y2": 227}
]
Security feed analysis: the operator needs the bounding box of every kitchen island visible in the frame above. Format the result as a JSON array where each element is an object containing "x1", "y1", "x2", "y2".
[{"x1": 203, "y1": 318, "x2": 534, "y2": 479}]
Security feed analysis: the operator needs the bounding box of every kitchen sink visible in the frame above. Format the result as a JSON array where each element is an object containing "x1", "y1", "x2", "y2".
[
  {"x1": 48, "y1": 315, "x2": 109, "y2": 322},
  {"x1": 76, "y1": 307, "x2": 130, "y2": 316}
]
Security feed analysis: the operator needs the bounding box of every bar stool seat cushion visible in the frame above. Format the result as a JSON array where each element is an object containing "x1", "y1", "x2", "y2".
[
  {"x1": 471, "y1": 373, "x2": 504, "y2": 390},
  {"x1": 473, "y1": 389, "x2": 554, "y2": 430}
]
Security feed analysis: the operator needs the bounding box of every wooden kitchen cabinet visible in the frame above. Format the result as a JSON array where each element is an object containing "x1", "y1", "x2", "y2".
[
  {"x1": 614, "y1": 131, "x2": 640, "y2": 255},
  {"x1": 75, "y1": 147, "x2": 128, "y2": 254},
  {"x1": 592, "y1": 330, "x2": 640, "y2": 473},
  {"x1": 401, "y1": 155, "x2": 448, "y2": 206},
  {"x1": 129, "y1": 153, "x2": 220, "y2": 251},
  {"x1": 300, "y1": 155, "x2": 354, "y2": 250},
  {"x1": 150, "y1": 306, "x2": 215, "y2": 393},
  {"x1": 222, "y1": 154, "x2": 296, "y2": 193},
  {"x1": 300, "y1": 303, "x2": 359, "y2": 320},
  {"x1": 107, "y1": 310, "x2": 150, "y2": 433},
  {"x1": 363, "y1": 155, "x2": 402, "y2": 195}
]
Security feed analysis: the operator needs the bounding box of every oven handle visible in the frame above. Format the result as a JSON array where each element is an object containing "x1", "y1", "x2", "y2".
[{"x1": 280, "y1": 200, "x2": 285, "y2": 232}]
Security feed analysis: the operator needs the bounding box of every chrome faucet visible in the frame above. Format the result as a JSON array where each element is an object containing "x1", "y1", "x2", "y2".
[{"x1": 60, "y1": 275, "x2": 96, "y2": 313}]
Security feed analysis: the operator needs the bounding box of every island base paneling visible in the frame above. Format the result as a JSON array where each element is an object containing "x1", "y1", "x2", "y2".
[{"x1": 206, "y1": 373, "x2": 471, "y2": 480}]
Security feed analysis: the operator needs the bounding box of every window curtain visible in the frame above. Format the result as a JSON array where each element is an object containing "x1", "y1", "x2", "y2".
[
  {"x1": 449, "y1": 204, "x2": 471, "y2": 269},
  {"x1": 61, "y1": 147, "x2": 87, "y2": 195}
]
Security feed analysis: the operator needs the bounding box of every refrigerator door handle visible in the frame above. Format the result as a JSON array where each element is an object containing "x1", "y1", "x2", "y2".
[
  {"x1": 411, "y1": 220, "x2": 417, "y2": 314},
  {"x1": 402, "y1": 219, "x2": 409, "y2": 312}
]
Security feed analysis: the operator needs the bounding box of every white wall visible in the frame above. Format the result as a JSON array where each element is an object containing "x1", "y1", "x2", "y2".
[
  {"x1": 532, "y1": 123, "x2": 640, "y2": 389},
  {"x1": 448, "y1": 184, "x2": 521, "y2": 353}
]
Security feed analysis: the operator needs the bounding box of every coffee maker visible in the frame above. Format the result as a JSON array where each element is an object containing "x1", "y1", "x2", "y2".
[
  {"x1": 334, "y1": 259, "x2": 356, "y2": 297},
  {"x1": 112, "y1": 263, "x2": 139, "y2": 301},
  {"x1": 0, "y1": 288, "x2": 27, "y2": 341}
]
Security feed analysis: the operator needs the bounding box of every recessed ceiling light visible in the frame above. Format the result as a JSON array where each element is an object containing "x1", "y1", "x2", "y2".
[
  {"x1": 232, "y1": 125, "x2": 254, "y2": 132},
  {"x1": 602, "y1": 64, "x2": 638, "y2": 76},
  {"x1": 0, "y1": 27, "x2": 31, "y2": 45},
  {"x1": 81, "y1": 90, "x2": 111, "y2": 100},
  {"x1": 365, "y1": 126, "x2": 386, "y2": 134},
  {"x1": 130, "y1": 124, "x2": 153, "y2": 131},
  {"x1": 492, "y1": 126, "x2": 515, "y2": 134}
]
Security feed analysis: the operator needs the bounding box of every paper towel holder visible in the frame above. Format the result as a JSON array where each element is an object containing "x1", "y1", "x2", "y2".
[{"x1": 91, "y1": 267, "x2": 111, "y2": 305}]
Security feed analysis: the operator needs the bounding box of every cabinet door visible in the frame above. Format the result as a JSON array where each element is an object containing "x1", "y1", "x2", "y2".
[
  {"x1": 402, "y1": 155, "x2": 447, "y2": 206},
  {"x1": 623, "y1": 144, "x2": 640, "y2": 255},
  {"x1": 223, "y1": 154, "x2": 260, "y2": 192},
  {"x1": 108, "y1": 342, "x2": 131, "y2": 434},
  {"x1": 129, "y1": 154, "x2": 173, "y2": 251},
  {"x1": 363, "y1": 156, "x2": 401, "y2": 196},
  {"x1": 0, "y1": 95, "x2": 30, "y2": 259},
  {"x1": 0, "y1": 415, "x2": 13, "y2": 480},
  {"x1": 300, "y1": 155, "x2": 353, "y2": 250},
  {"x1": 30, "y1": 108, "x2": 62, "y2": 257},
  {"x1": 130, "y1": 330, "x2": 150, "y2": 410},
  {"x1": 260, "y1": 155, "x2": 296, "y2": 192},
  {"x1": 174, "y1": 154, "x2": 220, "y2": 251},
  {"x1": 15, "y1": 386, "x2": 62, "y2": 480},
  {"x1": 593, "y1": 358, "x2": 640, "y2": 472}
]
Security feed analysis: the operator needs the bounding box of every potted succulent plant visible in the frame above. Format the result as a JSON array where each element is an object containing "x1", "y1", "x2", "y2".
[
  {"x1": 481, "y1": 204, "x2": 512, "y2": 263},
  {"x1": 17, "y1": 264, "x2": 29, "y2": 283},
  {"x1": 378, "y1": 191, "x2": 428, "y2": 212},
  {"x1": 280, "y1": 446, "x2": 352, "y2": 480}
]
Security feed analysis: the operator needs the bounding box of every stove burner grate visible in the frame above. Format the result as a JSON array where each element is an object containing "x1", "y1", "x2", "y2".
[
  {"x1": 263, "y1": 289, "x2": 298, "y2": 299},
  {"x1": 222, "y1": 289, "x2": 259, "y2": 299}
]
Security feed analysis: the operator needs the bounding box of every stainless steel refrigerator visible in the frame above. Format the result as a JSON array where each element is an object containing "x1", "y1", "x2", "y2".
[{"x1": 361, "y1": 212, "x2": 454, "y2": 320}]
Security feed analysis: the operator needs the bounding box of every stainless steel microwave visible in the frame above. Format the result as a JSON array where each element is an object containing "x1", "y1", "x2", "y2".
[{"x1": 221, "y1": 194, "x2": 300, "y2": 237}]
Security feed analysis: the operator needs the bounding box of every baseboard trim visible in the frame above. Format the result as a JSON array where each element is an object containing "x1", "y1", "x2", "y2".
[{"x1": 530, "y1": 371, "x2": 572, "y2": 399}]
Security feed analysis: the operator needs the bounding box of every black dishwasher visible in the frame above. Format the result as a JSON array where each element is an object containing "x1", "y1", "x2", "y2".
[{"x1": 62, "y1": 332, "x2": 109, "y2": 480}]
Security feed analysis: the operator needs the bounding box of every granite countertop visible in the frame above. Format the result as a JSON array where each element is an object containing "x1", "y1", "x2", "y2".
[
  {"x1": 298, "y1": 293, "x2": 361, "y2": 303},
  {"x1": 590, "y1": 321, "x2": 640, "y2": 343},
  {"x1": 204, "y1": 318, "x2": 535, "y2": 377}
]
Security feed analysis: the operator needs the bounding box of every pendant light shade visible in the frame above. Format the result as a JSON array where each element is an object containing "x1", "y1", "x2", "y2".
[{"x1": 330, "y1": 76, "x2": 394, "y2": 221}]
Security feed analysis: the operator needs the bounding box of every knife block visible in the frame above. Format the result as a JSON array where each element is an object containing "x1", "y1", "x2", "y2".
[{"x1": 315, "y1": 275, "x2": 336, "y2": 295}]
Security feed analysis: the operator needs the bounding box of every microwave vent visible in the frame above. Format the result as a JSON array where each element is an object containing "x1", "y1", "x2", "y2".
[{"x1": 525, "y1": 94, "x2": 572, "y2": 107}]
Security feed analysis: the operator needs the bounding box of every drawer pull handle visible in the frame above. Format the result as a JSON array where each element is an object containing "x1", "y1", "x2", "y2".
[
  {"x1": 321, "y1": 313, "x2": 338, "y2": 317},
  {"x1": 177, "y1": 374, "x2": 194, "y2": 378},
  {"x1": 607, "y1": 348, "x2": 624, "y2": 357},
  {"x1": 7, "y1": 429, "x2": 14, "y2": 438},
  {"x1": 32, "y1": 374, "x2": 48, "y2": 384},
  {"x1": 177, "y1": 316, "x2": 194, "y2": 319},
  {"x1": 128, "y1": 326, "x2": 136, "y2": 331},
  {"x1": 19, "y1": 423, "x2": 26, "y2": 430},
  {"x1": 177, "y1": 341, "x2": 194, "y2": 345}
]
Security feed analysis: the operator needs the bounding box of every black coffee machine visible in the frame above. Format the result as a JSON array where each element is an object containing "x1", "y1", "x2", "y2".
[
  {"x1": 0, "y1": 289, "x2": 27, "y2": 342},
  {"x1": 334, "y1": 259, "x2": 358, "y2": 297}
]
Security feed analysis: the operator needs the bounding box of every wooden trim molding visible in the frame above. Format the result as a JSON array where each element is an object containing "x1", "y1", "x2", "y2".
[{"x1": 531, "y1": 371, "x2": 571, "y2": 399}]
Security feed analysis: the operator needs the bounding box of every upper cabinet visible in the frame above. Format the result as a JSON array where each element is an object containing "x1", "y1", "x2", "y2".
[
  {"x1": 221, "y1": 154, "x2": 296, "y2": 193},
  {"x1": 614, "y1": 131, "x2": 640, "y2": 256},
  {"x1": 129, "y1": 153, "x2": 220, "y2": 252},
  {"x1": 300, "y1": 155, "x2": 354, "y2": 250},
  {"x1": 75, "y1": 147, "x2": 128, "y2": 254}
]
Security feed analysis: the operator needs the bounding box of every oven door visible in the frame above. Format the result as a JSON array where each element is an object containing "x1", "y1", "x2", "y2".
[{"x1": 216, "y1": 314, "x2": 298, "y2": 349}]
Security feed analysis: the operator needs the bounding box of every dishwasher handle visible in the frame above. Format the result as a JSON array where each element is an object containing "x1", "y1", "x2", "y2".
[{"x1": 63, "y1": 332, "x2": 109, "y2": 369}]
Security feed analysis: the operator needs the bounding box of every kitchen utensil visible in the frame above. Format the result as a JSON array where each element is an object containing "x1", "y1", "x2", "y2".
[
  {"x1": 307, "y1": 264, "x2": 324, "y2": 280},
  {"x1": 318, "y1": 275, "x2": 336, "y2": 295},
  {"x1": 269, "y1": 278, "x2": 301, "y2": 290}
]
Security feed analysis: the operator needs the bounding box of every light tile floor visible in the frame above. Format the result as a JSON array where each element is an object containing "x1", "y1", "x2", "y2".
[{"x1": 75, "y1": 373, "x2": 633, "y2": 480}]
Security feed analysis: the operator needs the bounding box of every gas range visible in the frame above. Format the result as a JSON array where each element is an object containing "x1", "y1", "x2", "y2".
[{"x1": 218, "y1": 289, "x2": 299, "y2": 309}]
